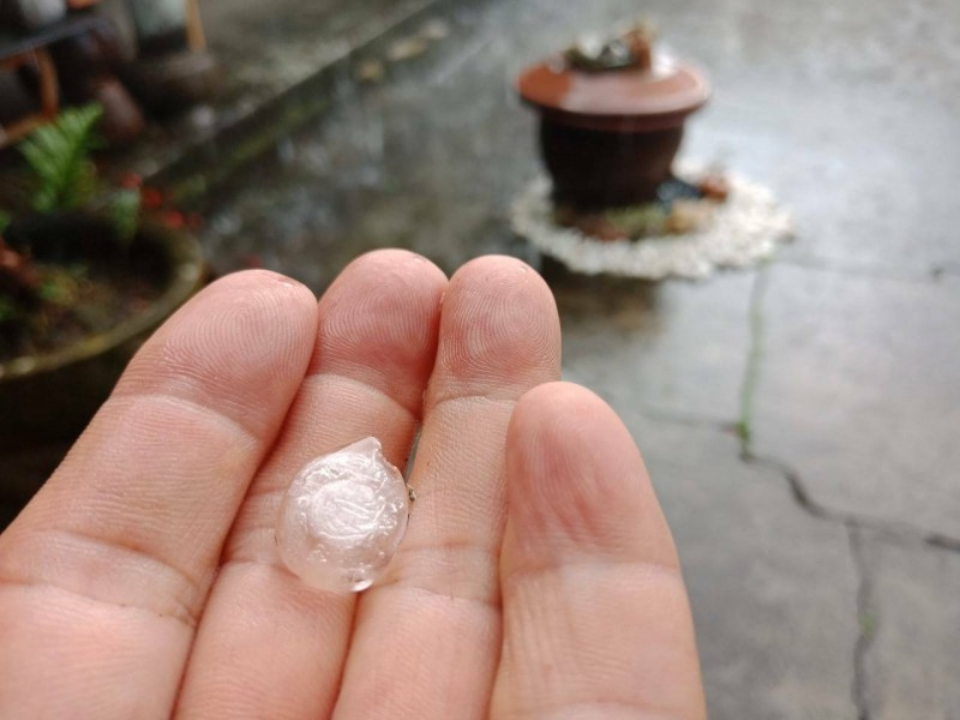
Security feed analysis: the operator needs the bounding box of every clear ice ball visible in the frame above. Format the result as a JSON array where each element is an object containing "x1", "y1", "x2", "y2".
[{"x1": 276, "y1": 437, "x2": 410, "y2": 593}]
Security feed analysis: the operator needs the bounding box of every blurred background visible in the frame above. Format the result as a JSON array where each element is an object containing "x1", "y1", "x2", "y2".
[{"x1": 1, "y1": 0, "x2": 958, "y2": 717}]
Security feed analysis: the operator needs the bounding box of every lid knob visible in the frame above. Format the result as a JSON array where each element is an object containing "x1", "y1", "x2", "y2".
[
  {"x1": 623, "y1": 26, "x2": 654, "y2": 72},
  {"x1": 563, "y1": 22, "x2": 657, "y2": 73}
]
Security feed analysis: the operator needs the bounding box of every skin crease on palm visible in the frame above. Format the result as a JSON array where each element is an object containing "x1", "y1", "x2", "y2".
[{"x1": 0, "y1": 251, "x2": 706, "y2": 720}]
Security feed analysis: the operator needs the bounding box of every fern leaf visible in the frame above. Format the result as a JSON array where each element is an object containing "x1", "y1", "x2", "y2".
[
  {"x1": 109, "y1": 189, "x2": 142, "y2": 243},
  {"x1": 19, "y1": 105, "x2": 104, "y2": 213}
]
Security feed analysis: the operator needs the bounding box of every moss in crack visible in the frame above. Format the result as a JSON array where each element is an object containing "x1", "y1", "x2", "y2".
[{"x1": 737, "y1": 263, "x2": 772, "y2": 454}]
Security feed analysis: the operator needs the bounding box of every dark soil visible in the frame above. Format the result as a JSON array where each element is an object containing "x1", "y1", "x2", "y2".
[{"x1": 0, "y1": 260, "x2": 162, "y2": 363}]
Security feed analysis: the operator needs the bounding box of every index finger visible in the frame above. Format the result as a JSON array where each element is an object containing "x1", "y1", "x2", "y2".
[{"x1": 0, "y1": 271, "x2": 318, "y2": 719}]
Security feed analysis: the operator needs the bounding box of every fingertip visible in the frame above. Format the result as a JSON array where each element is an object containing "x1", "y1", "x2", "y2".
[
  {"x1": 429, "y1": 256, "x2": 561, "y2": 404},
  {"x1": 495, "y1": 383, "x2": 705, "y2": 720},
  {"x1": 198, "y1": 269, "x2": 319, "y2": 312},
  {"x1": 324, "y1": 249, "x2": 449, "y2": 324},
  {"x1": 339, "y1": 249, "x2": 448, "y2": 288},
  {"x1": 510, "y1": 382, "x2": 629, "y2": 448},
  {"x1": 505, "y1": 381, "x2": 678, "y2": 568},
  {"x1": 116, "y1": 269, "x2": 319, "y2": 438},
  {"x1": 310, "y1": 250, "x2": 449, "y2": 415},
  {"x1": 157, "y1": 268, "x2": 320, "y2": 345},
  {"x1": 508, "y1": 381, "x2": 644, "y2": 495}
]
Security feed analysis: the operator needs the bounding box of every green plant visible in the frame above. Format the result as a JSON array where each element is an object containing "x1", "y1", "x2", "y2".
[
  {"x1": 19, "y1": 104, "x2": 104, "y2": 214},
  {"x1": 605, "y1": 203, "x2": 668, "y2": 237},
  {"x1": 7, "y1": 104, "x2": 143, "y2": 243},
  {"x1": 109, "y1": 188, "x2": 143, "y2": 243},
  {"x1": 0, "y1": 294, "x2": 16, "y2": 322},
  {"x1": 1, "y1": 104, "x2": 146, "y2": 341}
]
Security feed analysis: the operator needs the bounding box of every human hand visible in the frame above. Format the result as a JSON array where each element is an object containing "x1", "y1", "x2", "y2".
[{"x1": 0, "y1": 252, "x2": 705, "y2": 719}]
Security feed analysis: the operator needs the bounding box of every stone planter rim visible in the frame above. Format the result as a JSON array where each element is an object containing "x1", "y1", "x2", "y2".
[{"x1": 0, "y1": 218, "x2": 205, "y2": 383}]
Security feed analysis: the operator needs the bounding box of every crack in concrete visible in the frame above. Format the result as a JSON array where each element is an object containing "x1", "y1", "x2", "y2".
[
  {"x1": 633, "y1": 406, "x2": 739, "y2": 436},
  {"x1": 848, "y1": 526, "x2": 876, "y2": 720},
  {"x1": 930, "y1": 263, "x2": 960, "y2": 282},
  {"x1": 776, "y1": 256, "x2": 946, "y2": 285},
  {"x1": 736, "y1": 262, "x2": 960, "y2": 553},
  {"x1": 741, "y1": 453, "x2": 960, "y2": 553},
  {"x1": 731, "y1": 258, "x2": 960, "y2": 718}
]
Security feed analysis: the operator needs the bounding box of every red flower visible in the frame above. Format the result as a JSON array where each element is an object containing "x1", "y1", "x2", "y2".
[
  {"x1": 121, "y1": 172, "x2": 143, "y2": 189},
  {"x1": 161, "y1": 210, "x2": 185, "y2": 229},
  {"x1": 141, "y1": 187, "x2": 164, "y2": 209}
]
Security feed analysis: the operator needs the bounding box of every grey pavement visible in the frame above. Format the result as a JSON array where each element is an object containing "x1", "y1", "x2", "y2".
[
  {"x1": 858, "y1": 534, "x2": 960, "y2": 719},
  {"x1": 617, "y1": 412, "x2": 859, "y2": 720},
  {"x1": 190, "y1": 0, "x2": 960, "y2": 713},
  {"x1": 6, "y1": 0, "x2": 960, "y2": 717},
  {"x1": 755, "y1": 266, "x2": 960, "y2": 540},
  {"x1": 557, "y1": 271, "x2": 753, "y2": 424}
]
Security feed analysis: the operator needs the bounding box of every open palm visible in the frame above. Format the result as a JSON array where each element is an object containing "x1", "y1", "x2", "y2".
[{"x1": 0, "y1": 252, "x2": 704, "y2": 719}]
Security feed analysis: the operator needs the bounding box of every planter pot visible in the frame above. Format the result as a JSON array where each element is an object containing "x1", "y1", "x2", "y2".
[
  {"x1": 47, "y1": 24, "x2": 146, "y2": 146},
  {"x1": 85, "y1": 77, "x2": 146, "y2": 146},
  {"x1": 538, "y1": 120, "x2": 685, "y2": 210},
  {"x1": 0, "y1": 212, "x2": 204, "y2": 501},
  {"x1": 2, "y1": 0, "x2": 66, "y2": 30},
  {"x1": 127, "y1": 0, "x2": 188, "y2": 55},
  {"x1": 518, "y1": 36, "x2": 710, "y2": 211},
  {"x1": 121, "y1": 49, "x2": 219, "y2": 114},
  {"x1": 48, "y1": 20, "x2": 124, "y2": 102}
]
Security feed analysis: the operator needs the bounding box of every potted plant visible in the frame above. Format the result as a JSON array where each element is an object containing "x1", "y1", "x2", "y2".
[
  {"x1": 0, "y1": 104, "x2": 204, "y2": 501},
  {"x1": 121, "y1": 0, "x2": 218, "y2": 114}
]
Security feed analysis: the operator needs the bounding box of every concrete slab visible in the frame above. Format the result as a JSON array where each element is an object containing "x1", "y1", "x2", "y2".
[
  {"x1": 141, "y1": 0, "x2": 960, "y2": 279},
  {"x1": 105, "y1": 0, "x2": 436, "y2": 177},
  {"x1": 622, "y1": 412, "x2": 858, "y2": 720},
  {"x1": 689, "y1": 84, "x2": 960, "y2": 278},
  {"x1": 557, "y1": 271, "x2": 753, "y2": 424},
  {"x1": 4, "y1": 0, "x2": 960, "y2": 712},
  {"x1": 184, "y1": 0, "x2": 960, "y2": 284},
  {"x1": 858, "y1": 534, "x2": 960, "y2": 719},
  {"x1": 754, "y1": 265, "x2": 960, "y2": 539}
]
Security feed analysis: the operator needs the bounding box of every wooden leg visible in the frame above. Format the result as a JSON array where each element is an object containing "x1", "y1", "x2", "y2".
[
  {"x1": 34, "y1": 49, "x2": 60, "y2": 120},
  {"x1": 185, "y1": 0, "x2": 207, "y2": 52},
  {"x1": 0, "y1": 50, "x2": 61, "y2": 148}
]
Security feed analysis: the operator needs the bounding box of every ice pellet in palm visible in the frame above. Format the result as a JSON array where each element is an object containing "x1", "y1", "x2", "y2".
[{"x1": 276, "y1": 437, "x2": 409, "y2": 593}]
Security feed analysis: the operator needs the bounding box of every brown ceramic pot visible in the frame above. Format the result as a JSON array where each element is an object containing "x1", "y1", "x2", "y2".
[
  {"x1": 120, "y1": 49, "x2": 219, "y2": 115},
  {"x1": 518, "y1": 43, "x2": 710, "y2": 211},
  {"x1": 48, "y1": 21, "x2": 146, "y2": 147}
]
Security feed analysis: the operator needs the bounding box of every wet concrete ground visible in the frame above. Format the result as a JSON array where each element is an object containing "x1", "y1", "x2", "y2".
[
  {"x1": 191, "y1": 1, "x2": 960, "y2": 715},
  {"x1": 8, "y1": 0, "x2": 960, "y2": 716}
]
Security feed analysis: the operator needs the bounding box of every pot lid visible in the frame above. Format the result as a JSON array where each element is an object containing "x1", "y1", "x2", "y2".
[{"x1": 517, "y1": 28, "x2": 710, "y2": 130}]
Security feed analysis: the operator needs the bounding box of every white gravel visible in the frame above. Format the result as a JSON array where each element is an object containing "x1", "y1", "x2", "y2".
[{"x1": 511, "y1": 164, "x2": 794, "y2": 280}]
